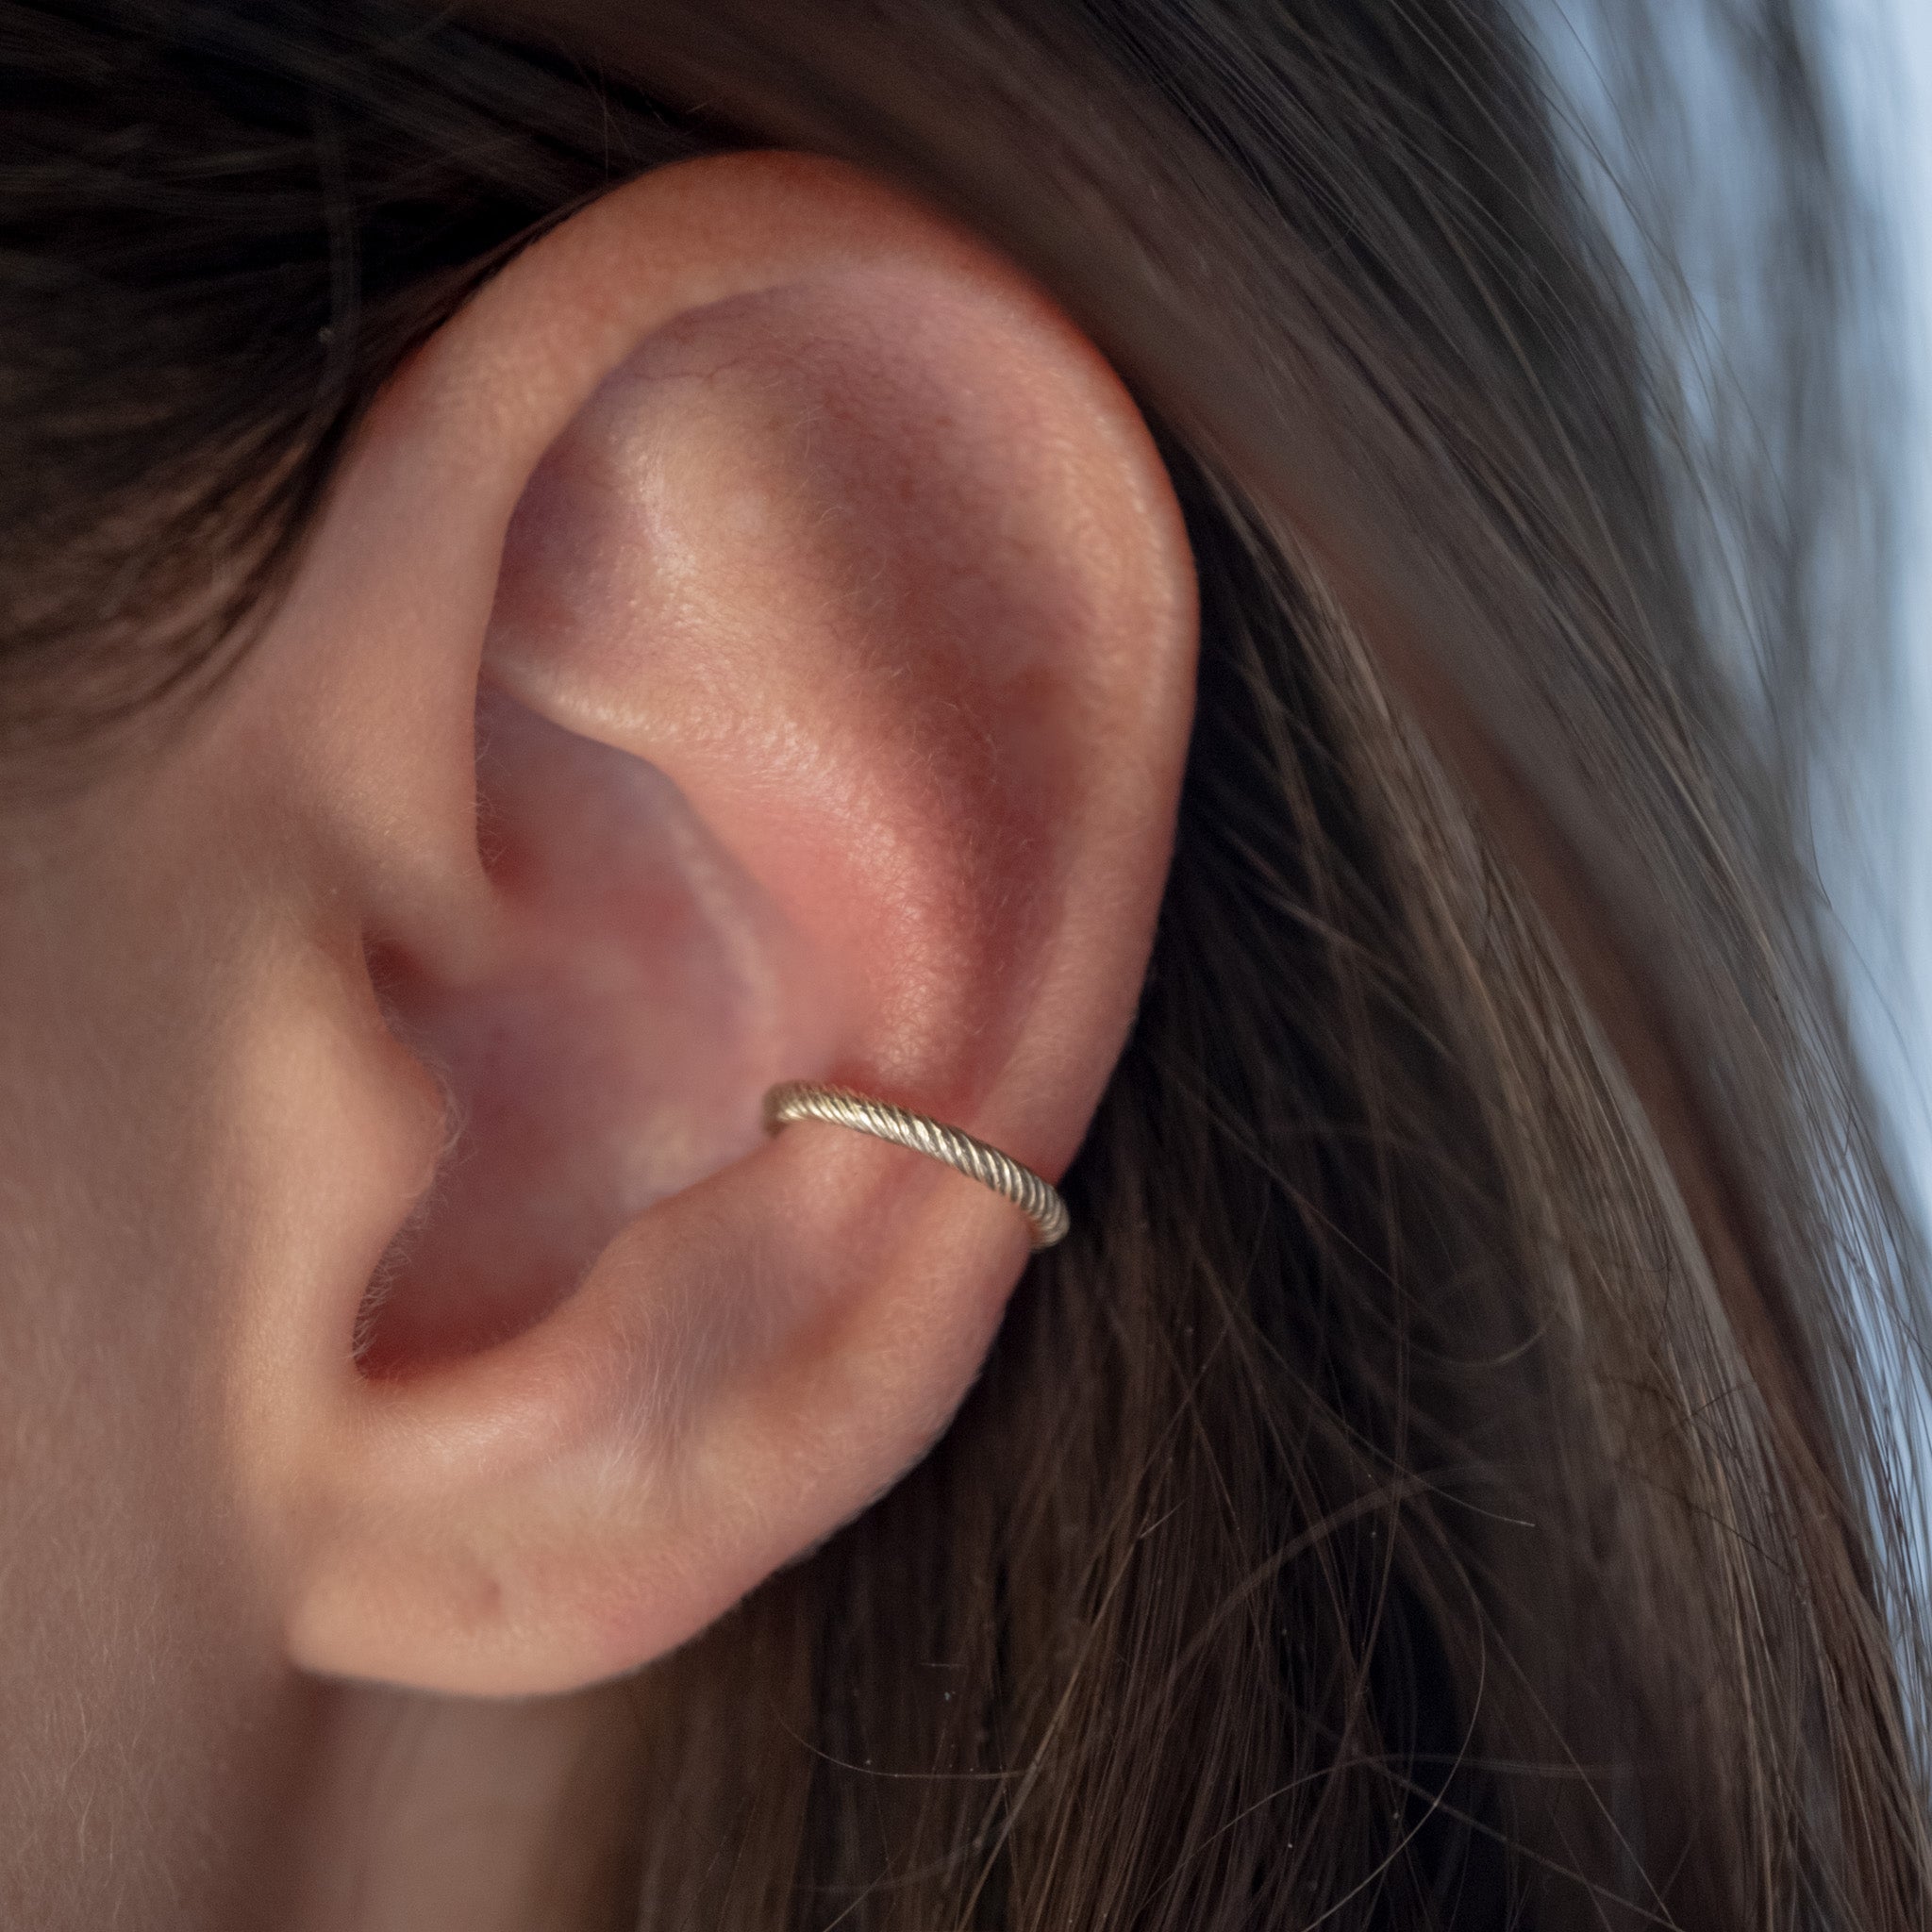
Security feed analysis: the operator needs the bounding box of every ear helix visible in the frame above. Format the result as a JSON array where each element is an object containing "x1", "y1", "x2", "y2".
[{"x1": 763, "y1": 1081, "x2": 1070, "y2": 1249}]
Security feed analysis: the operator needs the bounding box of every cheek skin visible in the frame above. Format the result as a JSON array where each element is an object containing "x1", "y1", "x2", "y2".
[{"x1": 0, "y1": 774, "x2": 323, "y2": 1924}]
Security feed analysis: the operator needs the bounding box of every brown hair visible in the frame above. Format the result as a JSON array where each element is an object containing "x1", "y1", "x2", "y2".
[{"x1": 5, "y1": 0, "x2": 1928, "y2": 1922}]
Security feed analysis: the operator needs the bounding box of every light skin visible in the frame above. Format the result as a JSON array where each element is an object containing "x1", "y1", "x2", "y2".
[{"x1": 0, "y1": 154, "x2": 1196, "y2": 1925}]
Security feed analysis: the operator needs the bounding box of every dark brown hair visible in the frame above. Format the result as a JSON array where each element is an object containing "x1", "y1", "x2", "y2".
[{"x1": 5, "y1": 0, "x2": 1929, "y2": 1923}]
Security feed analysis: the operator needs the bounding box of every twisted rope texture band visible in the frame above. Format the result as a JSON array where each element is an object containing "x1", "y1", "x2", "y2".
[{"x1": 762, "y1": 1081, "x2": 1071, "y2": 1250}]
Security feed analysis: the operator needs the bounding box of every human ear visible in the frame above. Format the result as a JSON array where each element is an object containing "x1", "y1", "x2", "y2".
[{"x1": 210, "y1": 153, "x2": 1194, "y2": 1696}]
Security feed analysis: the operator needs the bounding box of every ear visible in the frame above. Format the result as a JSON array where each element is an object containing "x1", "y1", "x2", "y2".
[{"x1": 215, "y1": 153, "x2": 1194, "y2": 1696}]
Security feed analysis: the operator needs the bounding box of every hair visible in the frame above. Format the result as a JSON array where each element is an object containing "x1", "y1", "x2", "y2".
[{"x1": 5, "y1": 0, "x2": 1929, "y2": 1924}]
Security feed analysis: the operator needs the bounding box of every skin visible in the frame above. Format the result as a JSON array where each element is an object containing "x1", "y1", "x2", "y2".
[{"x1": 0, "y1": 155, "x2": 1196, "y2": 1924}]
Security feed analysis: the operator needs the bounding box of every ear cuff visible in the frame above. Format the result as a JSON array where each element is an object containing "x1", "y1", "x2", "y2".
[{"x1": 762, "y1": 1081, "x2": 1070, "y2": 1250}]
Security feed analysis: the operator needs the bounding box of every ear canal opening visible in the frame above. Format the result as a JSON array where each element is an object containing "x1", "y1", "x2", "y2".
[{"x1": 351, "y1": 689, "x2": 800, "y2": 1377}]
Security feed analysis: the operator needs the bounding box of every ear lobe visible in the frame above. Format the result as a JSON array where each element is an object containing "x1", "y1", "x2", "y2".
[{"x1": 238, "y1": 154, "x2": 1194, "y2": 1695}]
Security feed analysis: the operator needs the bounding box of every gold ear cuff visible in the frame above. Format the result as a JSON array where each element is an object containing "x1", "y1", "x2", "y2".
[{"x1": 762, "y1": 1081, "x2": 1070, "y2": 1250}]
